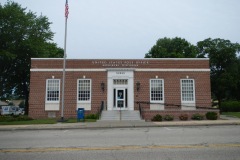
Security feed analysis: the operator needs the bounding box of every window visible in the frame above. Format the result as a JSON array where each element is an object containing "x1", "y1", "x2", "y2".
[
  {"x1": 46, "y1": 79, "x2": 60, "y2": 102},
  {"x1": 78, "y1": 79, "x2": 91, "y2": 102},
  {"x1": 181, "y1": 79, "x2": 195, "y2": 102},
  {"x1": 113, "y1": 79, "x2": 128, "y2": 85},
  {"x1": 150, "y1": 79, "x2": 164, "y2": 102}
]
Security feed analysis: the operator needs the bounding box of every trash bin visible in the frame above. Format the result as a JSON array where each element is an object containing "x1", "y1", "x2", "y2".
[{"x1": 77, "y1": 108, "x2": 85, "y2": 121}]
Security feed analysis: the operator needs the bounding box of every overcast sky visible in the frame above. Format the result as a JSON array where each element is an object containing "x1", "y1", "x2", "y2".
[{"x1": 1, "y1": 0, "x2": 240, "y2": 59}]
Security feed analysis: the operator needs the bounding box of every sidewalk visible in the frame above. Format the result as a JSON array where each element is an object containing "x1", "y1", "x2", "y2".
[{"x1": 0, "y1": 115, "x2": 239, "y2": 131}]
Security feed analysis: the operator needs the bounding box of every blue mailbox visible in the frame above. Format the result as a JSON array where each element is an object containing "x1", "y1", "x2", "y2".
[{"x1": 77, "y1": 108, "x2": 85, "y2": 121}]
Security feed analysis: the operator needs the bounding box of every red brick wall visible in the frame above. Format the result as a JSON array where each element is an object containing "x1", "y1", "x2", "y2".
[
  {"x1": 31, "y1": 59, "x2": 209, "y2": 69},
  {"x1": 29, "y1": 58, "x2": 212, "y2": 119},
  {"x1": 29, "y1": 71, "x2": 107, "y2": 119},
  {"x1": 134, "y1": 71, "x2": 211, "y2": 109}
]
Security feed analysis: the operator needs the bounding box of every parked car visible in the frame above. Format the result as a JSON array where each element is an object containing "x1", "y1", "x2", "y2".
[
  {"x1": 1, "y1": 106, "x2": 24, "y2": 115},
  {"x1": 18, "y1": 108, "x2": 25, "y2": 115}
]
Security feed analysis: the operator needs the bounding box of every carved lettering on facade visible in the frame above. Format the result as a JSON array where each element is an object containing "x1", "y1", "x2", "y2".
[{"x1": 91, "y1": 60, "x2": 149, "y2": 67}]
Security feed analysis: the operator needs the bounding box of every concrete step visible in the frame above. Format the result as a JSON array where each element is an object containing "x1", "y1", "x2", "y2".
[{"x1": 100, "y1": 110, "x2": 142, "y2": 121}]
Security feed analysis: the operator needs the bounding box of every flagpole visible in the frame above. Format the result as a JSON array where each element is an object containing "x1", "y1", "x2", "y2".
[{"x1": 61, "y1": 0, "x2": 68, "y2": 121}]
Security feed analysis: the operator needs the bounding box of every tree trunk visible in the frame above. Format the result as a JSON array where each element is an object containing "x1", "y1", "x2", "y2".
[{"x1": 23, "y1": 81, "x2": 29, "y2": 115}]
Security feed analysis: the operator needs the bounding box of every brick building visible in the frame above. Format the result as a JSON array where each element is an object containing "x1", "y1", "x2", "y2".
[{"x1": 29, "y1": 58, "x2": 214, "y2": 120}]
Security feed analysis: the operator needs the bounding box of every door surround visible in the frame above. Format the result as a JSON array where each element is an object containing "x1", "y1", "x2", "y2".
[{"x1": 107, "y1": 69, "x2": 134, "y2": 111}]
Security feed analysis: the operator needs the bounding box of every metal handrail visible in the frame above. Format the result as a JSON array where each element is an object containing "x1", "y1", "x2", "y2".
[
  {"x1": 135, "y1": 101, "x2": 218, "y2": 110},
  {"x1": 138, "y1": 103, "x2": 142, "y2": 119},
  {"x1": 98, "y1": 101, "x2": 104, "y2": 119},
  {"x1": 134, "y1": 101, "x2": 219, "y2": 121}
]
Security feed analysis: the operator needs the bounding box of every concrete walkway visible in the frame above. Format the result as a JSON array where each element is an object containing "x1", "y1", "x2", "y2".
[{"x1": 0, "y1": 115, "x2": 239, "y2": 131}]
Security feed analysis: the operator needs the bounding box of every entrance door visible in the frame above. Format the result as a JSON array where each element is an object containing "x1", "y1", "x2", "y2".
[
  {"x1": 116, "y1": 89, "x2": 124, "y2": 109},
  {"x1": 114, "y1": 88, "x2": 128, "y2": 110}
]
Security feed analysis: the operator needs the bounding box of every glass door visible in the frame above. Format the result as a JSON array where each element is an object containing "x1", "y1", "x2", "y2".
[{"x1": 115, "y1": 89, "x2": 125, "y2": 109}]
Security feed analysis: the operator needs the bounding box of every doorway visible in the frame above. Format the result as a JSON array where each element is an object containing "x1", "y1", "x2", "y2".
[{"x1": 114, "y1": 88, "x2": 128, "y2": 110}]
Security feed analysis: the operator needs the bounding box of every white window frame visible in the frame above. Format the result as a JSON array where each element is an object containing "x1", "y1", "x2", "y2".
[
  {"x1": 77, "y1": 79, "x2": 92, "y2": 103},
  {"x1": 45, "y1": 79, "x2": 60, "y2": 103},
  {"x1": 150, "y1": 79, "x2": 164, "y2": 103},
  {"x1": 181, "y1": 79, "x2": 195, "y2": 103}
]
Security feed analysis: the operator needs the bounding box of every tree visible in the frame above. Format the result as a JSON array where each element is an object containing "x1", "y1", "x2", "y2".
[
  {"x1": 145, "y1": 37, "x2": 198, "y2": 58},
  {"x1": 19, "y1": 100, "x2": 25, "y2": 109},
  {"x1": 235, "y1": 57, "x2": 240, "y2": 100},
  {"x1": 146, "y1": 37, "x2": 240, "y2": 108},
  {"x1": 197, "y1": 38, "x2": 240, "y2": 108},
  {"x1": 0, "y1": 1, "x2": 63, "y2": 114}
]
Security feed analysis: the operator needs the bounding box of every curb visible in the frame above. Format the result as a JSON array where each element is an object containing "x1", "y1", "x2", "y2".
[{"x1": 0, "y1": 120, "x2": 239, "y2": 131}]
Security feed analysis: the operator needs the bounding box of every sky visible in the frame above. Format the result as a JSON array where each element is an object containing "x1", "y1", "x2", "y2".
[{"x1": 1, "y1": 0, "x2": 240, "y2": 59}]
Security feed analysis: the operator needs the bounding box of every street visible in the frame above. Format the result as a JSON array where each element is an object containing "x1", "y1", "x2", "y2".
[{"x1": 0, "y1": 125, "x2": 240, "y2": 160}]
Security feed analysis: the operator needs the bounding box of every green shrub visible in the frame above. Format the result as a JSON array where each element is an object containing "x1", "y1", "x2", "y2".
[
  {"x1": 191, "y1": 113, "x2": 204, "y2": 120},
  {"x1": 0, "y1": 115, "x2": 33, "y2": 122},
  {"x1": 85, "y1": 114, "x2": 99, "y2": 119},
  {"x1": 0, "y1": 115, "x2": 14, "y2": 122},
  {"x1": 19, "y1": 101, "x2": 25, "y2": 108},
  {"x1": 206, "y1": 112, "x2": 218, "y2": 120},
  {"x1": 163, "y1": 115, "x2": 174, "y2": 121},
  {"x1": 179, "y1": 114, "x2": 188, "y2": 121},
  {"x1": 16, "y1": 116, "x2": 33, "y2": 121},
  {"x1": 151, "y1": 114, "x2": 162, "y2": 121},
  {"x1": 221, "y1": 101, "x2": 240, "y2": 112}
]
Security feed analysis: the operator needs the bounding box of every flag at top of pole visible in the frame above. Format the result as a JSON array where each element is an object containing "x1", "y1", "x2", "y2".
[{"x1": 65, "y1": 0, "x2": 69, "y2": 18}]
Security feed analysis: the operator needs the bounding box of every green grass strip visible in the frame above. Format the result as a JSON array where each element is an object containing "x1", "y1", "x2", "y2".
[{"x1": 221, "y1": 112, "x2": 240, "y2": 118}]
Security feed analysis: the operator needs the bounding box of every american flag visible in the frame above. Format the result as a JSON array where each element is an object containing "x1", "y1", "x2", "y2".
[{"x1": 65, "y1": 0, "x2": 69, "y2": 18}]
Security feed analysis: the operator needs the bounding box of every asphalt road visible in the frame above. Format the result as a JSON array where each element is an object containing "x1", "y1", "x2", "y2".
[{"x1": 0, "y1": 125, "x2": 240, "y2": 160}]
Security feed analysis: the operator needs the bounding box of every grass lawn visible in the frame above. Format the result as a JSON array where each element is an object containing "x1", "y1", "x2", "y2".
[
  {"x1": 65, "y1": 118, "x2": 96, "y2": 123},
  {"x1": 0, "y1": 119, "x2": 57, "y2": 125},
  {"x1": 0, "y1": 117, "x2": 97, "y2": 125},
  {"x1": 221, "y1": 112, "x2": 240, "y2": 118}
]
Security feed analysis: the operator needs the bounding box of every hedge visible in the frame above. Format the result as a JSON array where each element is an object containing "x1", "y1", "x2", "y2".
[
  {"x1": 191, "y1": 113, "x2": 204, "y2": 120},
  {"x1": 163, "y1": 115, "x2": 174, "y2": 121},
  {"x1": 206, "y1": 112, "x2": 218, "y2": 120},
  {"x1": 0, "y1": 115, "x2": 33, "y2": 122},
  {"x1": 152, "y1": 114, "x2": 162, "y2": 121},
  {"x1": 221, "y1": 101, "x2": 240, "y2": 112}
]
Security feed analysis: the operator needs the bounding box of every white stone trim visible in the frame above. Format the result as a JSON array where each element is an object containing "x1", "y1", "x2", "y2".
[
  {"x1": 107, "y1": 70, "x2": 134, "y2": 111},
  {"x1": 181, "y1": 103, "x2": 196, "y2": 110},
  {"x1": 31, "y1": 69, "x2": 106, "y2": 72},
  {"x1": 150, "y1": 104, "x2": 165, "y2": 110},
  {"x1": 107, "y1": 68, "x2": 135, "y2": 71},
  {"x1": 31, "y1": 58, "x2": 63, "y2": 60},
  {"x1": 45, "y1": 103, "x2": 60, "y2": 111},
  {"x1": 144, "y1": 58, "x2": 209, "y2": 60},
  {"x1": 136, "y1": 69, "x2": 210, "y2": 72},
  {"x1": 31, "y1": 68, "x2": 210, "y2": 72},
  {"x1": 76, "y1": 103, "x2": 91, "y2": 111},
  {"x1": 31, "y1": 58, "x2": 209, "y2": 60}
]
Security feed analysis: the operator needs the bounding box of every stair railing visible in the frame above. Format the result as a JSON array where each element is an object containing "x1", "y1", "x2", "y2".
[
  {"x1": 138, "y1": 102, "x2": 143, "y2": 119},
  {"x1": 98, "y1": 101, "x2": 104, "y2": 119}
]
